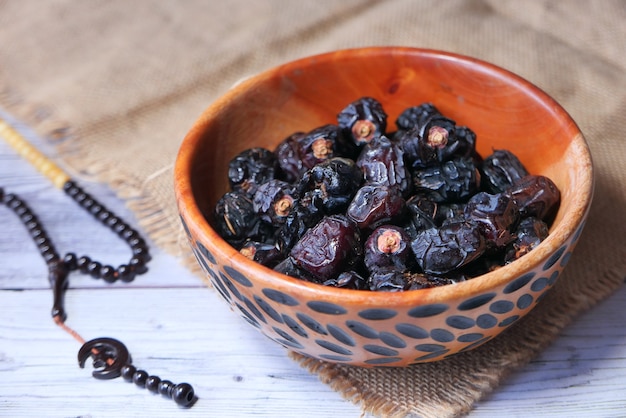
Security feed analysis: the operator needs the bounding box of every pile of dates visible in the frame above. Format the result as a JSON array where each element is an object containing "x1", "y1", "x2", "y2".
[{"x1": 210, "y1": 97, "x2": 560, "y2": 291}]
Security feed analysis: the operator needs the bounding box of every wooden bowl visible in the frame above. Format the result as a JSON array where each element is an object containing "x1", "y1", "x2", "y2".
[{"x1": 174, "y1": 47, "x2": 593, "y2": 366}]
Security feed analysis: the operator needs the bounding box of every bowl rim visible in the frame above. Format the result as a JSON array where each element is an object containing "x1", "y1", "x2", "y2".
[{"x1": 175, "y1": 46, "x2": 594, "y2": 308}]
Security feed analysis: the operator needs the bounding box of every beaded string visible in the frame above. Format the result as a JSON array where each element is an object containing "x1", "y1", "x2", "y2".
[{"x1": 0, "y1": 117, "x2": 195, "y2": 407}]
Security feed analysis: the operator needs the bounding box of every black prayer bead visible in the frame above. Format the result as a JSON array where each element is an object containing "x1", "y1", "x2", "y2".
[
  {"x1": 63, "y1": 181, "x2": 79, "y2": 195},
  {"x1": 80, "y1": 197, "x2": 94, "y2": 209},
  {"x1": 132, "y1": 247, "x2": 151, "y2": 264},
  {"x1": 89, "y1": 203, "x2": 103, "y2": 216},
  {"x1": 114, "y1": 222, "x2": 128, "y2": 236},
  {"x1": 106, "y1": 216, "x2": 120, "y2": 228},
  {"x1": 121, "y1": 364, "x2": 136, "y2": 381},
  {"x1": 74, "y1": 192, "x2": 87, "y2": 204},
  {"x1": 128, "y1": 236, "x2": 146, "y2": 249},
  {"x1": 97, "y1": 209, "x2": 111, "y2": 223},
  {"x1": 25, "y1": 219, "x2": 38, "y2": 230},
  {"x1": 42, "y1": 249, "x2": 58, "y2": 264},
  {"x1": 30, "y1": 227, "x2": 46, "y2": 240},
  {"x1": 172, "y1": 383, "x2": 195, "y2": 407},
  {"x1": 21, "y1": 211, "x2": 36, "y2": 223},
  {"x1": 64, "y1": 253, "x2": 78, "y2": 271},
  {"x1": 158, "y1": 380, "x2": 175, "y2": 397},
  {"x1": 133, "y1": 369, "x2": 149, "y2": 387},
  {"x1": 145, "y1": 375, "x2": 161, "y2": 393},
  {"x1": 117, "y1": 264, "x2": 136, "y2": 283},
  {"x1": 122, "y1": 228, "x2": 138, "y2": 241},
  {"x1": 87, "y1": 261, "x2": 102, "y2": 278},
  {"x1": 77, "y1": 256, "x2": 91, "y2": 274},
  {"x1": 4, "y1": 193, "x2": 16, "y2": 207},
  {"x1": 34, "y1": 236, "x2": 47, "y2": 247},
  {"x1": 129, "y1": 257, "x2": 147, "y2": 274},
  {"x1": 100, "y1": 265, "x2": 116, "y2": 283},
  {"x1": 15, "y1": 205, "x2": 29, "y2": 218}
]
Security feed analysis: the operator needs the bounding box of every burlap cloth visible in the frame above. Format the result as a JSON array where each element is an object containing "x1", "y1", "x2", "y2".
[{"x1": 1, "y1": 1, "x2": 625, "y2": 416}]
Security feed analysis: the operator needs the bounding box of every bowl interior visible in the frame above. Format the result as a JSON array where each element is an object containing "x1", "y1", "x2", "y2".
[{"x1": 178, "y1": 46, "x2": 592, "y2": 304}]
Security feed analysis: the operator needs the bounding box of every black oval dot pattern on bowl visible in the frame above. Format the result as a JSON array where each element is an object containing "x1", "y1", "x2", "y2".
[
  {"x1": 262, "y1": 288, "x2": 299, "y2": 306},
  {"x1": 395, "y1": 323, "x2": 429, "y2": 339},
  {"x1": 347, "y1": 320, "x2": 379, "y2": 339},
  {"x1": 272, "y1": 327, "x2": 304, "y2": 349},
  {"x1": 530, "y1": 277, "x2": 550, "y2": 292},
  {"x1": 183, "y1": 208, "x2": 580, "y2": 366},
  {"x1": 408, "y1": 304, "x2": 449, "y2": 318},
  {"x1": 315, "y1": 339, "x2": 353, "y2": 356},
  {"x1": 446, "y1": 315, "x2": 475, "y2": 329},
  {"x1": 572, "y1": 221, "x2": 586, "y2": 244},
  {"x1": 211, "y1": 273, "x2": 232, "y2": 303},
  {"x1": 458, "y1": 336, "x2": 492, "y2": 353},
  {"x1": 543, "y1": 245, "x2": 567, "y2": 271},
  {"x1": 197, "y1": 241, "x2": 217, "y2": 265},
  {"x1": 358, "y1": 308, "x2": 397, "y2": 320},
  {"x1": 307, "y1": 301, "x2": 347, "y2": 315},
  {"x1": 282, "y1": 314, "x2": 309, "y2": 338},
  {"x1": 365, "y1": 357, "x2": 404, "y2": 365},
  {"x1": 235, "y1": 303, "x2": 261, "y2": 329},
  {"x1": 254, "y1": 295, "x2": 283, "y2": 323},
  {"x1": 503, "y1": 272, "x2": 535, "y2": 294},
  {"x1": 498, "y1": 315, "x2": 520, "y2": 327},
  {"x1": 476, "y1": 314, "x2": 498, "y2": 329},
  {"x1": 192, "y1": 246, "x2": 212, "y2": 276},
  {"x1": 457, "y1": 332, "x2": 485, "y2": 343},
  {"x1": 224, "y1": 265, "x2": 253, "y2": 287},
  {"x1": 296, "y1": 312, "x2": 327, "y2": 335},
  {"x1": 379, "y1": 332, "x2": 407, "y2": 348},
  {"x1": 457, "y1": 293, "x2": 496, "y2": 310},
  {"x1": 319, "y1": 354, "x2": 352, "y2": 362},
  {"x1": 363, "y1": 344, "x2": 399, "y2": 357},
  {"x1": 242, "y1": 296, "x2": 266, "y2": 324},
  {"x1": 219, "y1": 272, "x2": 244, "y2": 302},
  {"x1": 431, "y1": 328, "x2": 455, "y2": 343},
  {"x1": 327, "y1": 324, "x2": 356, "y2": 347},
  {"x1": 516, "y1": 294, "x2": 534, "y2": 310},
  {"x1": 490, "y1": 300, "x2": 514, "y2": 314}
]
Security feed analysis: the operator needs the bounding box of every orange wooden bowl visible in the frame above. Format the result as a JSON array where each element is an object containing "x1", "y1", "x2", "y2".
[{"x1": 174, "y1": 47, "x2": 593, "y2": 366}]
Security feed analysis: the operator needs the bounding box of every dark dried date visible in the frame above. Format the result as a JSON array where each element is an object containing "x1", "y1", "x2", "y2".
[
  {"x1": 412, "y1": 157, "x2": 479, "y2": 203},
  {"x1": 289, "y1": 215, "x2": 362, "y2": 281},
  {"x1": 296, "y1": 157, "x2": 362, "y2": 215},
  {"x1": 346, "y1": 185, "x2": 406, "y2": 230},
  {"x1": 504, "y1": 216, "x2": 549, "y2": 263},
  {"x1": 356, "y1": 135, "x2": 411, "y2": 195},
  {"x1": 506, "y1": 175, "x2": 561, "y2": 223},
  {"x1": 464, "y1": 192, "x2": 520, "y2": 249},
  {"x1": 337, "y1": 97, "x2": 387, "y2": 148},
  {"x1": 480, "y1": 149, "x2": 529, "y2": 193},
  {"x1": 214, "y1": 191, "x2": 271, "y2": 248},
  {"x1": 410, "y1": 222, "x2": 486, "y2": 275},
  {"x1": 296, "y1": 124, "x2": 341, "y2": 170},
  {"x1": 364, "y1": 225, "x2": 413, "y2": 274},
  {"x1": 228, "y1": 148, "x2": 278, "y2": 196}
]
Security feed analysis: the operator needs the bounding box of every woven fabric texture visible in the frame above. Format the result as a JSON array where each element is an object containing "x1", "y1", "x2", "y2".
[{"x1": 1, "y1": 1, "x2": 625, "y2": 416}]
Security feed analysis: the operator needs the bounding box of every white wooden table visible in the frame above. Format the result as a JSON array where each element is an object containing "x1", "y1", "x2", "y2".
[{"x1": 1, "y1": 109, "x2": 625, "y2": 417}]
